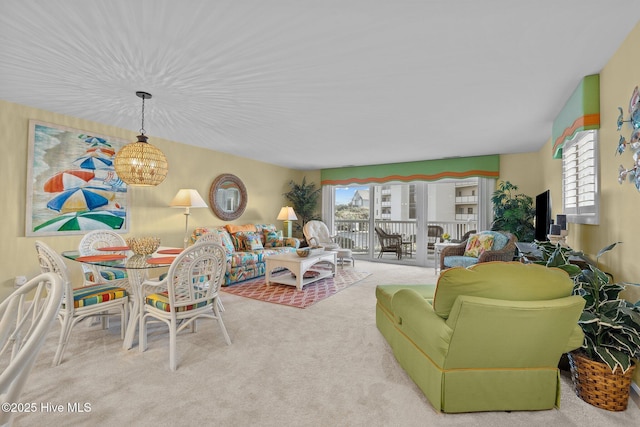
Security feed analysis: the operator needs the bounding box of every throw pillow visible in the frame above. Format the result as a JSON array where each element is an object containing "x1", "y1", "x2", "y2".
[
  {"x1": 244, "y1": 233, "x2": 264, "y2": 251},
  {"x1": 263, "y1": 229, "x2": 284, "y2": 248},
  {"x1": 226, "y1": 224, "x2": 257, "y2": 234},
  {"x1": 229, "y1": 233, "x2": 244, "y2": 251},
  {"x1": 463, "y1": 233, "x2": 494, "y2": 258}
]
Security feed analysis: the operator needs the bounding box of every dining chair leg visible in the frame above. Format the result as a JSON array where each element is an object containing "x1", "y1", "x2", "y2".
[
  {"x1": 214, "y1": 301, "x2": 231, "y2": 345},
  {"x1": 169, "y1": 318, "x2": 178, "y2": 371},
  {"x1": 139, "y1": 313, "x2": 148, "y2": 353},
  {"x1": 53, "y1": 318, "x2": 73, "y2": 367},
  {"x1": 120, "y1": 303, "x2": 129, "y2": 339}
]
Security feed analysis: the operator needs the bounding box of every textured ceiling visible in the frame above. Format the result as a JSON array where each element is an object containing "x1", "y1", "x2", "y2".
[{"x1": 1, "y1": 1, "x2": 639, "y2": 170}]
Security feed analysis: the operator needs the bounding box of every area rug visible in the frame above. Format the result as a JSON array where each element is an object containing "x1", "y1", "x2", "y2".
[{"x1": 221, "y1": 269, "x2": 371, "y2": 308}]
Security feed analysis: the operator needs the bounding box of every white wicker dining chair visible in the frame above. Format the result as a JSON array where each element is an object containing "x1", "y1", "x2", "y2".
[
  {"x1": 193, "y1": 232, "x2": 227, "y2": 312},
  {"x1": 35, "y1": 241, "x2": 129, "y2": 366},
  {"x1": 78, "y1": 230, "x2": 129, "y2": 287},
  {"x1": 139, "y1": 242, "x2": 231, "y2": 371},
  {"x1": 0, "y1": 272, "x2": 63, "y2": 427}
]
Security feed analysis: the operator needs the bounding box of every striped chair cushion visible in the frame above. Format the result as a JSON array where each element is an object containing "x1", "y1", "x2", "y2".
[
  {"x1": 72, "y1": 284, "x2": 127, "y2": 309},
  {"x1": 84, "y1": 269, "x2": 128, "y2": 283},
  {"x1": 145, "y1": 292, "x2": 210, "y2": 313}
]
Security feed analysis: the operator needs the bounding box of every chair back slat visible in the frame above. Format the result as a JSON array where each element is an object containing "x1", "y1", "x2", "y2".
[{"x1": 166, "y1": 243, "x2": 226, "y2": 310}]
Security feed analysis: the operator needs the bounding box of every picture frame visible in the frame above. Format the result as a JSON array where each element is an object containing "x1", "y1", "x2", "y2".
[{"x1": 26, "y1": 120, "x2": 130, "y2": 236}]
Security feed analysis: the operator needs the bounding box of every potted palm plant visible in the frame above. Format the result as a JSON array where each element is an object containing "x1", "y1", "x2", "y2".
[
  {"x1": 283, "y1": 177, "x2": 321, "y2": 243},
  {"x1": 490, "y1": 181, "x2": 535, "y2": 242},
  {"x1": 534, "y1": 241, "x2": 640, "y2": 411}
]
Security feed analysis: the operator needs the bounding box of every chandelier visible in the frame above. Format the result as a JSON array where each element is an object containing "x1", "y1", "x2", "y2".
[{"x1": 114, "y1": 91, "x2": 168, "y2": 186}]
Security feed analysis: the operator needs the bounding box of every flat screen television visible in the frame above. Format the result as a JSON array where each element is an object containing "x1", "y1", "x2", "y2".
[{"x1": 535, "y1": 190, "x2": 551, "y2": 241}]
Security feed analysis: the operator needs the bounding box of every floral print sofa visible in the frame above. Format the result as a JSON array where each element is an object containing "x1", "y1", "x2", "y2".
[{"x1": 190, "y1": 224, "x2": 300, "y2": 286}]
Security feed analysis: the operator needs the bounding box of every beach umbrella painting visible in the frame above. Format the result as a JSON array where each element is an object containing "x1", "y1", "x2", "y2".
[
  {"x1": 83, "y1": 136, "x2": 109, "y2": 145},
  {"x1": 43, "y1": 170, "x2": 95, "y2": 193},
  {"x1": 34, "y1": 211, "x2": 124, "y2": 232},
  {"x1": 86, "y1": 147, "x2": 116, "y2": 157},
  {"x1": 46, "y1": 187, "x2": 115, "y2": 213},
  {"x1": 73, "y1": 154, "x2": 113, "y2": 170}
]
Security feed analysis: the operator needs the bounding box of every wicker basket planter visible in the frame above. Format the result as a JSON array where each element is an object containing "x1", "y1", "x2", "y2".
[{"x1": 568, "y1": 351, "x2": 636, "y2": 411}]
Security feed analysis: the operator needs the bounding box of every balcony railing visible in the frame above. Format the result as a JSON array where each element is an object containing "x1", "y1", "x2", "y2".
[
  {"x1": 455, "y1": 196, "x2": 478, "y2": 203},
  {"x1": 334, "y1": 219, "x2": 477, "y2": 255}
]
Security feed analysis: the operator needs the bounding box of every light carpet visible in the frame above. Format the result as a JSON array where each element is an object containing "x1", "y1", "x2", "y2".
[
  {"x1": 221, "y1": 268, "x2": 371, "y2": 308},
  {"x1": 11, "y1": 261, "x2": 640, "y2": 426}
]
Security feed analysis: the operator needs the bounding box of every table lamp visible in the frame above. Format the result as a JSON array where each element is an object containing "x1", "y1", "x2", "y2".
[
  {"x1": 170, "y1": 189, "x2": 208, "y2": 247},
  {"x1": 277, "y1": 206, "x2": 297, "y2": 238}
]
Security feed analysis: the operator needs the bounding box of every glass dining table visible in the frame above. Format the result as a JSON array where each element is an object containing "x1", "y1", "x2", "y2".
[{"x1": 62, "y1": 248, "x2": 181, "y2": 350}]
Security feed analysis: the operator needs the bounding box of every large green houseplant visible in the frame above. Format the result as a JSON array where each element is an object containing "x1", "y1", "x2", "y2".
[
  {"x1": 283, "y1": 177, "x2": 321, "y2": 241},
  {"x1": 534, "y1": 241, "x2": 640, "y2": 410},
  {"x1": 535, "y1": 241, "x2": 640, "y2": 373},
  {"x1": 490, "y1": 181, "x2": 535, "y2": 242}
]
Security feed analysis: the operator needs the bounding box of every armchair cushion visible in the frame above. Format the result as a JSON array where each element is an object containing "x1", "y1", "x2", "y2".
[
  {"x1": 433, "y1": 262, "x2": 575, "y2": 318},
  {"x1": 463, "y1": 233, "x2": 494, "y2": 257},
  {"x1": 303, "y1": 220, "x2": 340, "y2": 250},
  {"x1": 485, "y1": 230, "x2": 509, "y2": 250},
  {"x1": 442, "y1": 256, "x2": 479, "y2": 269}
]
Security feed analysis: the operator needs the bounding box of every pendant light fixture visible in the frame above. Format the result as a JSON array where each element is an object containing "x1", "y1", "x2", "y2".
[{"x1": 114, "y1": 91, "x2": 168, "y2": 186}]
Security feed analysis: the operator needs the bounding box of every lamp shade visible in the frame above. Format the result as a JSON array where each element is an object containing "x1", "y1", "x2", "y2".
[
  {"x1": 277, "y1": 206, "x2": 298, "y2": 221},
  {"x1": 169, "y1": 189, "x2": 208, "y2": 208}
]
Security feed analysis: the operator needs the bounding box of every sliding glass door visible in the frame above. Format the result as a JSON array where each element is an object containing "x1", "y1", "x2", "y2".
[{"x1": 324, "y1": 178, "x2": 488, "y2": 267}]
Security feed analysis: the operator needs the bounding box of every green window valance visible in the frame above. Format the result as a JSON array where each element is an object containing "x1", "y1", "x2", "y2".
[
  {"x1": 552, "y1": 74, "x2": 600, "y2": 159},
  {"x1": 320, "y1": 155, "x2": 499, "y2": 185}
]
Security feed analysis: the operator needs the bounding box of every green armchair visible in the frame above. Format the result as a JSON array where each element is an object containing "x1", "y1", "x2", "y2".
[{"x1": 376, "y1": 262, "x2": 585, "y2": 413}]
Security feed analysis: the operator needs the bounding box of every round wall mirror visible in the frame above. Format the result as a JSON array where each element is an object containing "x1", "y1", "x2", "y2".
[{"x1": 209, "y1": 173, "x2": 247, "y2": 221}]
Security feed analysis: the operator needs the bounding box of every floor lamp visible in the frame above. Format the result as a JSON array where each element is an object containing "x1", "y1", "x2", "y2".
[
  {"x1": 170, "y1": 189, "x2": 208, "y2": 248},
  {"x1": 277, "y1": 206, "x2": 297, "y2": 238}
]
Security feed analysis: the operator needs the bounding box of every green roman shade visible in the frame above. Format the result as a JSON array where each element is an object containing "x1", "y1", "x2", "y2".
[
  {"x1": 321, "y1": 155, "x2": 499, "y2": 185},
  {"x1": 552, "y1": 74, "x2": 600, "y2": 159}
]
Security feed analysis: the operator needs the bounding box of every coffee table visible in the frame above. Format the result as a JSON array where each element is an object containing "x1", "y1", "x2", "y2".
[{"x1": 266, "y1": 251, "x2": 337, "y2": 291}]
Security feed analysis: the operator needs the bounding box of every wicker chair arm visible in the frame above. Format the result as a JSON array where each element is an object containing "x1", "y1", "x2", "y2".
[
  {"x1": 440, "y1": 242, "x2": 466, "y2": 257},
  {"x1": 439, "y1": 241, "x2": 467, "y2": 270},
  {"x1": 477, "y1": 240, "x2": 518, "y2": 263}
]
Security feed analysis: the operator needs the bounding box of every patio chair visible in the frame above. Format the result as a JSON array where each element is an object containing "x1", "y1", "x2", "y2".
[
  {"x1": 35, "y1": 241, "x2": 129, "y2": 366},
  {"x1": 374, "y1": 226, "x2": 402, "y2": 259},
  {"x1": 0, "y1": 272, "x2": 63, "y2": 427},
  {"x1": 78, "y1": 230, "x2": 128, "y2": 287},
  {"x1": 427, "y1": 225, "x2": 444, "y2": 252},
  {"x1": 139, "y1": 242, "x2": 231, "y2": 371},
  {"x1": 303, "y1": 220, "x2": 340, "y2": 250}
]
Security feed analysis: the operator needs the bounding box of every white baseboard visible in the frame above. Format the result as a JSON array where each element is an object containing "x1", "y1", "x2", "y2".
[{"x1": 631, "y1": 381, "x2": 640, "y2": 409}]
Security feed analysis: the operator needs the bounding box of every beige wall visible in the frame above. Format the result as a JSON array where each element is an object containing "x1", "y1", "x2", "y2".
[
  {"x1": 0, "y1": 99, "x2": 319, "y2": 298},
  {"x1": 499, "y1": 22, "x2": 640, "y2": 386},
  {"x1": 499, "y1": 21, "x2": 640, "y2": 288}
]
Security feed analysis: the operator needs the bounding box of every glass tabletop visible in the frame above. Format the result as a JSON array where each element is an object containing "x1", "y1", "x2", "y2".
[{"x1": 62, "y1": 250, "x2": 174, "y2": 269}]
